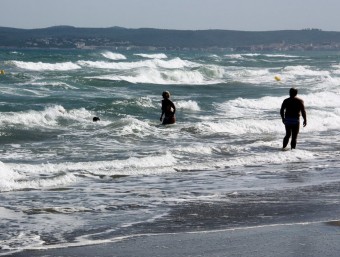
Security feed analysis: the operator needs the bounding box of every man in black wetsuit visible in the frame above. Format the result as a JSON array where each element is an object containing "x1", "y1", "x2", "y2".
[
  {"x1": 280, "y1": 88, "x2": 307, "y2": 149},
  {"x1": 160, "y1": 91, "x2": 176, "y2": 125}
]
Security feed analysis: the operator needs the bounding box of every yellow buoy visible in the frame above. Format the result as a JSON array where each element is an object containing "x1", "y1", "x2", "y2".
[
  {"x1": 0, "y1": 70, "x2": 5, "y2": 75},
  {"x1": 274, "y1": 75, "x2": 281, "y2": 81}
]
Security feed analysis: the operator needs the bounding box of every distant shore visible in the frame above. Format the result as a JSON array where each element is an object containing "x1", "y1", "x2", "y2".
[{"x1": 1, "y1": 26, "x2": 340, "y2": 51}]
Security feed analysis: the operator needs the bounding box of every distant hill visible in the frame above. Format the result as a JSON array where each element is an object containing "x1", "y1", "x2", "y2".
[{"x1": 1, "y1": 26, "x2": 340, "y2": 50}]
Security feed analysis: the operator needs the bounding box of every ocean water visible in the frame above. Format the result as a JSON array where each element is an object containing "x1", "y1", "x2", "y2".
[{"x1": 1, "y1": 49, "x2": 340, "y2": 255}]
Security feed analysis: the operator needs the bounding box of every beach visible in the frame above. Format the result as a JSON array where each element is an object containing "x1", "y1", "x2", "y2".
[
  {"x1": 1, "y1": 49, "x2": 340, "y2": 256},
  {"x1": 9, "y1": 180, "x2": 340, "y2": 257},
  {"x1": 9, "y1": 214, "x2": 340, "y2": 257}
]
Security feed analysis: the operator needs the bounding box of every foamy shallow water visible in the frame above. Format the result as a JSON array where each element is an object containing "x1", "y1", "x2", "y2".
[{"x1": 1, "y1": 49, "x2": 340, "y2": 255}]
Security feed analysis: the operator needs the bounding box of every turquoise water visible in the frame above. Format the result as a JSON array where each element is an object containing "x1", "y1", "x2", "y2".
[{"x1": 1, "y1": 49, "x2": 340, "y2": 255}]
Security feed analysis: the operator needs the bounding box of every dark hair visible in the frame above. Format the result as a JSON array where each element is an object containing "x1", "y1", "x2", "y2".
[
  {"x1": 93, "y1": 116, "x2": 100, "y2": 122},
  {"x1": 289, "y1": 88, "x2": 298, "y2": 97},
  {"x1": 162, "y1": 91, "x2": 170, "y2": 98}
]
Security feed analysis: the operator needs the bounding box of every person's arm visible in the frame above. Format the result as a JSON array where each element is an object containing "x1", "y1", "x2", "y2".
[
  {"x1": 160, "y1": 100, "x2": 164, "y2": 121},
  {"x1": 160, "y1": 110, "x2": 164, "y2": 121},
  {"x1": 301, "y1": 100, "x2": 307, "y2": 127},
  {"x1": 171, "y1": 101, "x2": 176, "y2": 114},
  {"x1": 280, "y1": 100, "x2": 285, "y2": 124}
]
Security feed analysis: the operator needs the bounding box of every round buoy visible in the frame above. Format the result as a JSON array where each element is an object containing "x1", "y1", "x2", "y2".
[{"x1": 274, "y1": 76, "x2": 281, "y2": 81}]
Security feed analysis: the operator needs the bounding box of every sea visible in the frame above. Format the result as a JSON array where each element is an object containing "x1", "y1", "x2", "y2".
[{"x1": 0, "y1": 48, "x2": 340, "y2": 255}]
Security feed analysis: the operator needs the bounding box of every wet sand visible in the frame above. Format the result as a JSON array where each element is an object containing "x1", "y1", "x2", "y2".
[
  {"x1": 8, "y1": 182, "x2": 340, "y2": 257},
  {"x1": 9, "y1": 221, "x2": 340, "y2": 257}
]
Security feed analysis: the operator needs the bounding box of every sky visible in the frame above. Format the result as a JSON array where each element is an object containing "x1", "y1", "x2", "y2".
[{"x1": 1, "y1": 0, "x2": 340, "y2": 31}]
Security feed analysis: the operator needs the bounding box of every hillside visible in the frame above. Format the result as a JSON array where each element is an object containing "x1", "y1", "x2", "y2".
[{"x1": 1, "y1": 26, "x2": 340, "y2": 50}]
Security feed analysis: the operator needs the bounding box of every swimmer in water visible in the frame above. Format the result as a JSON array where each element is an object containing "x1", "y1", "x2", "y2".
[{"x1": 160, "y1": 91, "x2": 176, "y2": 125}]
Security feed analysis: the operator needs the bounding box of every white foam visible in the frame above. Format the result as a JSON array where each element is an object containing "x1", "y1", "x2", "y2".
[
  {"x1": 261, "y1": 54, "x2": 301, "y2": 58},
  {"x1": 0, "y1": 159, "x2": 77, "y2": 192},
  {"x1": 174, "y1": 145, "x2": 213, "y2": 155},
  {"x1": 11, "y1": 61, "x2": 81, "y2": 71},
  {"x1": 215, "y1": 96, "x2": 279, "y2": 119},
  {"x1": 199, "y1": 65, "x2": 225, "y2": 79},
  {"x1": 78, "y1": 57, "x2": 198, "y2": 70},
  {"x1": 213, "y1": 62, "x2": 337, "y2": 85},
  {"x1": 172, "y1": 146, "x2": 317, "y2": 172},
  {"x1": 176, "y1": 100, "x2": 201, "y2": 111},
  {"x1": 0, "y1": 232, "x2": 44, "y2": 256},
  {"x1": 10, "y1": 51, "x2": 24, "y2": 55},
  {"x1": 30, "y1": 81, "x2": 78, "y2": 89},
  {"x1": 134, "y1": 53, "x2": 167, "y2": 59},
  {"x1": 305, "y1": 91, "x2": 340, "y2": 108},
  {"x1": 79, "y1": 57, "x2": 267, "y2": 85},
  {"x1": 0, "y1": 105, "x2": 94, "y2": 128},
  {"x1": 238, "y1": 53, "x2": 300, "y2": 58},
  {"x1": 0, "y1": 161, "x2": 21, "y2": 180},
  {"x1": 196, "y1": 119, "x2": 282, "y2": 135},
  {"x1": 135, "y1": 96, "x2": 154, "y2": 108},
  {"x1": 241, "y1": 53, "x2": 261, "y2": 57},
  {"x1": 90, "y1": 68, "x2": 218, "y2": 85},
  {"x1": 224, "y1": 54, "x2": 243, "y2": 59},
  {"x1": 10, "y1": 144, "x2": 21, "y2": 148},
  {"x1": 223, "y1": 66, "x2": 273, "y2": 84},
  {"x1": 224, "y1": 53, "x2": 300, "y2": 60},
  {"x1": 282, "y1": 65, "x2": 330, "y2": 76},
  {"x1": 0, "y1": 173, "x2": 77, "y2": 192},
  {"x1": 221, "y1": 148, "x2": 315, "y2": 167},
  {"x1": 211, "y1": 91, "x2": 340, "y2": 134},
  {"x1": 101, "y1": 51, "x2": 126, "y2": 60},
  {"x1": 331, "y1": 64, "x2": 340, "y2": 75},
  {"x1": 5, "y1": 152, "x2": 177, "y2": 180}
]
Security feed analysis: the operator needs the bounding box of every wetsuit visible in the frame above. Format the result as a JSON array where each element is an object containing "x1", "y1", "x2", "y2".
[{"x1": 280, "y1": 96, "x2": 307, "y2": 149}]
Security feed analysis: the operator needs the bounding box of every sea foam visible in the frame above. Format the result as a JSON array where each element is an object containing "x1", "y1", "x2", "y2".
[
  {"x1": 78, "y1": 57, "x2": 198, "y2": 70},
  {"x1": 90, "y1": 68, "x2": 214, "y2": 85},
  {"x1": 134, "y1": 53, "x2": 168, "y2": 59},
  {"x1": 6, "y1": 152, "x2": 177, "y2": 178},
  {"x1": 101, "y1": 51, "x2": 127, "y2": 60},
  {"x1": 176, "y1": 100, "x2": 201, "y2": 111},
  {"x1": 0, "y1": 106, "x2": 94, "y2": 128},
  {"x1": 282, "y1": 65, "x2": 330, "y2": 76},
  {"x1": 12, "y1": 61, "x2": 81, "y2": 71}
]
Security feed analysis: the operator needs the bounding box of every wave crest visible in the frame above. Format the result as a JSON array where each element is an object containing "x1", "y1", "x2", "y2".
[
  {"x1": 12, "y1": 61, "x2": 81, "y2": 71},
  {"x1": 101, "y1": 51, "x2": 126, "y2": 60}
]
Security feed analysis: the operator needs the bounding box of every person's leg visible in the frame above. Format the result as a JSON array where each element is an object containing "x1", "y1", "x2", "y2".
[
  {"x1": 283, "y1": 125, "x2": 292, "y2": 148},
  {"x1": 162, "y1": 116, "x2": 170, "y2": 125},
  {"x1": 290, "y1": 124, "x2": 300, "y2": 149}
]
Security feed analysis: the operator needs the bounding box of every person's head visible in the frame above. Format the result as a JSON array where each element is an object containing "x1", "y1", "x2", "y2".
[
  {"x1": 93, "y1": 116, "x2": 100, "y2": 122},
  {"x1": 289, "y1": 87, "x2": 298, "y2": 97},
  {"x1": 162, "y1": 91, "x2": 170, "y2": 99}
]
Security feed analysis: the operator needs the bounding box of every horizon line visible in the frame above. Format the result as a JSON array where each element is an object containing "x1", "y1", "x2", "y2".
[{"x1": 1, "y1": 25, "x2": 335, "y2": 33}]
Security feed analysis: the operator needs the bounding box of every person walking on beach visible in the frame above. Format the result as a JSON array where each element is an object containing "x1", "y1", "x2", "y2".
[
  {"x1": 280, "y1": 87, "x2": 307, "y2": 149},
  {"x1": 160, "y1": 91, "x2": 176, "y2": 125}
]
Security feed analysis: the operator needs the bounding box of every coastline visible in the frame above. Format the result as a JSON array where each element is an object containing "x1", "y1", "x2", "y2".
[
  {"x1": 7, "y1": 182, "x2": 340, "y2": 257},
  {"x1": 8, "y1": 220, "x2": 340, "y2": 257},
  {"x1": 1, "y1": 47, "x2": 340, "y2": 257}
]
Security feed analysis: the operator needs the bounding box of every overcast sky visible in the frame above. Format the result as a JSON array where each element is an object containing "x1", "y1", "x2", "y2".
[{"x1": 1, "y1": 0, "x2": 340, "y2": 31}]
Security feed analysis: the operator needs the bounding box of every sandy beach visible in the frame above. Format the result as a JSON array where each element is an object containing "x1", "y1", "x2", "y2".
[
  {"x1": 8, "y1": 182, "x2": 340, "y2": 257},
  {"x1": 9, "y1": 220, "x2": 340, "y2": 257}
]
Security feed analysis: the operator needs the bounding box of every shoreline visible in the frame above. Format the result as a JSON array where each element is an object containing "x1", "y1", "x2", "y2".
[
  {"x1": 5, "y1": 181, "x2": 340, "y2": 256},
  {"x1": 8, "y1": 220, "x2": 340, "y2": 257}
]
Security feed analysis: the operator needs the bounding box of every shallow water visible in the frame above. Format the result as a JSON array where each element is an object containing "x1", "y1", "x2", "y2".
[{"x1": 0, "y1": 49, "x2": 340, "y2": 255}]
